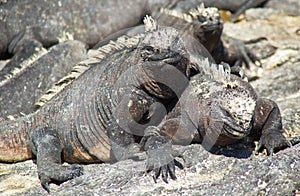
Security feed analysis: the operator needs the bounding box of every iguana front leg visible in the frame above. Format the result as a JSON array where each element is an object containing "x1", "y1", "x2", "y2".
[
  {"x1": 213, "y1": 35, "x2": 261, "y2": 69},
  {"x1": 139, "y1": 116, "x2": 197, "y2": 182},
  {"x1": 252, "y1": 98, "x2": 291, "y2": 155},
  {"x1": 140, "y1": 126, "x2": 176, "y2": 183},
  {"x1": 107, "y1": 90, "x2": 168, "y2": 162},
  {"x1": 30, "y1": 126, "x2": 83, "y2": 192}
]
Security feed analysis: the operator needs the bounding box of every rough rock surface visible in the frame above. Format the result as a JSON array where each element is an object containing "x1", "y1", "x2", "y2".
[
  {"x1": 0, "y1": 40, "x2": 87, "y2": 118},
  {"x1": 0, "y1": 8, "x2": 300, "y2": 195}
]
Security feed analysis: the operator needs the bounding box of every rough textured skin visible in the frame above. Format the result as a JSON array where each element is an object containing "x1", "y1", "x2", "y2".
[
  {"x1": 96, "y1": 5, "x2": 256, "y2": 76},
  {"x1": 0, "y1": 0, "x2": 153, "y2": 119},
  {"x1": 142, "y1": 58, "x2": 291, "y2": 181},
  {"x1": 0, "y1": 21, "x2": 191, "y2": 192}
]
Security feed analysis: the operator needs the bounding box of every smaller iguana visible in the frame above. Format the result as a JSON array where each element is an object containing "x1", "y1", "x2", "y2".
[
  {"x1": 155, "y1": 5, "x2": 260, "y2": 69},
  {"x1": 0, "y1": 17, "x2": 192, "y2": 192},
  {"x1": 140, "y1": 57, "x2": 292, "y2": 182}
]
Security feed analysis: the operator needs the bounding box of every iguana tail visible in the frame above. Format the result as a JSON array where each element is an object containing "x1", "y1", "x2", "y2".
[{"x1": 0, "y1": 115, "x2": 33, "y2": 162}]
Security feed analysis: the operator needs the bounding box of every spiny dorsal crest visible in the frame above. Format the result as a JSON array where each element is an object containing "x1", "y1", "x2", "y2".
[
  {"x1": 36, "y1": 16, "x2": 181, "y2": 107},
  {"x1": 159, "y1": 8, "x2": 193, "y2": 23},
  {"x1": 35, "y1": 34, "x2": 141, "y2": 107},
  {"x1": 143, "y1": 15, "x2": 158, "y2": 32},
  {"x1": 189, "y1": 4, "x2": 221, "y2": 24},
  {"x1": 160, "y1": 4, "x2": 221, "y2": 25},
  {"x1": 191, "y1": 56, "x2": 231, "y2": 84}
]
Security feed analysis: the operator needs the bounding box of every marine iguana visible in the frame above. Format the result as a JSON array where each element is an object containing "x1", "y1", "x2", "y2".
[
  {"x1": 0, "y1": 17, "x2": 192, "y2": 192},
  {"x1": 140, "y1": 57, "x2": 292, "y2": 182},
  {"x1": 94, "y1": 5, "x2": 254, "y2": 79},
  {"x1": 155, "y1": 5, "x2": 259, "y2": 69}
]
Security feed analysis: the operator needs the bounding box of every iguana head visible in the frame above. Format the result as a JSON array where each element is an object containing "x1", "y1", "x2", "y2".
[
  {"x1": 137, "y1": 16, "x2": 191, "y2": 99},
  {"x1": 204, "y1": 75, "x2": 257, "y2": 145},
  {"x1": 160, "y1": 4, "x2": 223, "y2": 53},
  {"x1": 189, "y1": 5, "x2": 223, "y2": 52},
  {"x1": 189, "y1": 59, "x2": 257, "y2": 146}
]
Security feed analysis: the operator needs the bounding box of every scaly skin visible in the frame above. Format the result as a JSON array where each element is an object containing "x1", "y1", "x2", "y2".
[
  {"x1": 0, "y1": 20, "x2": 192, "y2": 192},
  {"x1": 142, "y1": 58, "x2": 291, "y2": 182}
]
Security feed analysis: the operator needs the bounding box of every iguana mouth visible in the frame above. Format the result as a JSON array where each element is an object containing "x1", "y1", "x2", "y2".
[
  {"x1": 141, "y1": 57, "x2": 189, "y2": 99},
  {"x1": 223, "y1": 121, "x2": 250, "y2": 139}
]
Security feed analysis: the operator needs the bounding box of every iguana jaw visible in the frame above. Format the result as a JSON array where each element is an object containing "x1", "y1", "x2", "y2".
[
  {"x1": 138, "y1": 24, "x2": 190, "y2": 99},
  {"x1": 222, "y1": 120, "x2": 251, "y2": 139},
  {"x1": 140, "y1": 52, "x2": 190, "y2": 99}
]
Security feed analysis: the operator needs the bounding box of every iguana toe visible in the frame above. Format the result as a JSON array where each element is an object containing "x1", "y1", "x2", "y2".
[
  {"x1": 168, "y1": 161, "x2": 177, "y2": 180},
  {"x1": 38, "y1": 163, "x2": 83, "y2": 192},
  {"x1": 161, "y1": 165, "x2": 169, "y2": 183},
  {"x1": 145, "y1": 143, "x2": 177, "y2": 183}
]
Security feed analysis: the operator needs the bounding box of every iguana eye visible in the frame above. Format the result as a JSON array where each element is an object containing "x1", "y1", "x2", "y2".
[
  {"x1": 197, "y1": 15, "x2": 207, "y2": 23},
  {"x1": 141, "y1": 46, "x2": 163, "y2": 61},
  {"x1": 141, "y1": 46, "x2": 155, "y2": 59},
  {"x1": 144, "y1": 45, "x2": 154, "y2": 51}
]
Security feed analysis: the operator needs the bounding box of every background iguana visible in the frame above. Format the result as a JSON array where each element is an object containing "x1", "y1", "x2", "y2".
[
  {"x1": 0, "y1": 18, "x2": 192, "y2": 192},
  {"x1": 140, "y1": 58, "x2": 293, "y2": 182}
]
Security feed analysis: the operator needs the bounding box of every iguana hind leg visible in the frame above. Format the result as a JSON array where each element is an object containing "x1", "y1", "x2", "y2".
[{"x1": 30, "y1": 126, "x2": 83, "y2": 192}]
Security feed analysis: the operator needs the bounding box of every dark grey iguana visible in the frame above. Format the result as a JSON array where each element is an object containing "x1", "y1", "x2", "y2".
[
  {"x1": 155, "y1": 5, "x2": 259, "y2": 69},
  {"x1": 140, "y1": 57, "x2": 293, "y2": 182},
  {"x1": 0, "y1": 17, "x2": 192, "y2": 192}
]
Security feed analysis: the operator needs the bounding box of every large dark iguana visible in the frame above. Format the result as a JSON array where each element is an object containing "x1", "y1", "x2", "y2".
[
  {"x1": 0, "y1": 17, "x2": 193, "y2": 192},
  {"x1": 140, "y1": 57, "x2": 293, "y2": 182}
]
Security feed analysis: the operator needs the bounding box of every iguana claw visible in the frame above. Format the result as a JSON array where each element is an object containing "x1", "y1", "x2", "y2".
[
  {"x1": 256, "y1": 131, "x2": 292, "y2": 155},
  {"x1": 141, "y1": 126, "x2": 178, "y2": 183},
  {"x1": 39, "y1": 163, "x2": 83, "y2": 192}
]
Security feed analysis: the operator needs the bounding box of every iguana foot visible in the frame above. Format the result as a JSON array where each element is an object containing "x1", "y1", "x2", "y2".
[
  {"x1": 39, "y1": 163, "x2": 83, "y2": 192},
  {"x1": 141, "y1": 126, "x2": 177, "y2": 183},
  {"x1": 30, "y1": 126, "x2": 83, "y2": 192},
  {"x1": 220, "y1": 35, "x2": 261, "y2": 70},
  {"x1": 255, "y1": 130, "x2": 291, "y2": 155}
]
